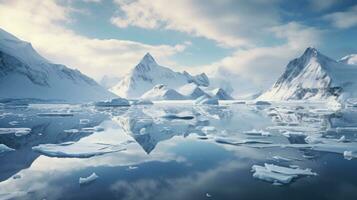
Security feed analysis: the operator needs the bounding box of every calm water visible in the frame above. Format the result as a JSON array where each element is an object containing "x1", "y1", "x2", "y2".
[{"x1": 1, "y1": 102, "x2": 357, "y2": 200}]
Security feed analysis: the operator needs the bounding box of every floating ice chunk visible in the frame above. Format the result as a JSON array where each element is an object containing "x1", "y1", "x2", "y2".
[
  {"x1": 38, "y1": 113, "x2": 74, "y2": 117},
  {"x1": 64, "y1": 129, "x2": 80, "y2": 134},
  {"x1": 94, "y1": 98, "x2": 130, "y2": 107},
  {"x1": 344, "y1": 151, "x2": 354, "y2": 160},
  {"x1": 79, "y1": 173, "x2": 98, "y2": 185},
  {"x1": 305, "y1": 135, "x2": 324, "y2": 144},
  {"x1": 80, "y1": 119, "x2": 90, "y2": 124},
  {"x1": 251, "y1": 165, "x2": 296, "y2": 184},
  {"x1": 272, "y1": 155, "x2": 293, "y2": 162},
  {"x1": 0, "y1": 144, "x2": 15, "y2": 153},
  {"x1": 195, "y1": 96, "x2": 219, "y2": 105},
  {"x1": 251, "y1": 163, "x2": 317, "y2": 185},
  {"x1": 128, "y1": 166, "x2": 138, "y2": 170},
  {"x1": 337, "y1": 135, "x2": 347, "y2": 143},
  {"x1": 244, "y1": 129, "x2": 271, "y2": 136},
  {"x1": 8, "y1": 121, "x2": 19, "y2": 126},
  {"x1": 32, "y1": 142, "x2": 126, "y2": 158},
  {"x1": 264, "y1": 163, "x2": 317, "y2": 176},
  {"x1": 13, "y1": 174, "x2": 21, "y2": 179},
  {"x1": 0, "y1": 128, "x2": 31, "y2": 136}
]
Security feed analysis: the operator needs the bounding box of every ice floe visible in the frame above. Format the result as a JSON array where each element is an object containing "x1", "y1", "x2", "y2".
[
  {"x1": 0, "y1": 128, "x2": 31, "y2": 136},
  {"x1": 0, "y1": 144, "x2": 15, "y2": 153},
  {"x1": 79, "y1": 172, "x2": 98, "y2": 185},
  {"x1": 32, "y1": 142, "x2": 126, "y2": 158},
  {"x1": 251, "y1": 163, "x2": 317, "y2": 185}
]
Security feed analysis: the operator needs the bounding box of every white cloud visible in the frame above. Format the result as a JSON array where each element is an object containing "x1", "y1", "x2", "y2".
[
  {"x1": 205, "y1": 22, "x2": 323, "y2": 96},
  {"x1": 323, "y1": 5, "x2": 357, "y2": 29},
  {"x1": 309, "y1": 0, "x2": 339, "y2": 11},
  {"x1": 111, "y1": 0, "x2": 281, "y2": 47},
  {"x1": 0, "y1": 0, "x2": 188, "y2": 80}
]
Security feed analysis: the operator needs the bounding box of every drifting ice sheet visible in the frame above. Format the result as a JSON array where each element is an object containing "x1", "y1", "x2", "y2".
[
  {"x1": 0, "y1": 128, "x2": 31, "y2": 136},
  {"x1": 32, "y1": 142, "x2": 126, "y2": 158},
  {"x1": 251, "y1": 163, "x2": 317, "y2": 185}
]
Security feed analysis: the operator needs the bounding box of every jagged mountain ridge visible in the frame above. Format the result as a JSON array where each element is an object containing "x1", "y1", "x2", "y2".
[
  {"x1": 259, "y1": 47, "x2": 357, "y2": 102},
  {"x1": 0, "y1": 28, "x2": 116, "y2": 102},
  {"x1": 110, "y1": 53, "x2": 209, "y2": 99}
]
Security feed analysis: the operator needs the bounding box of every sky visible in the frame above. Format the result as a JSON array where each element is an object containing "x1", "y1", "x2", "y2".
[{"x1": 0, "y1": 0, "x2": 356, "y2": 96}]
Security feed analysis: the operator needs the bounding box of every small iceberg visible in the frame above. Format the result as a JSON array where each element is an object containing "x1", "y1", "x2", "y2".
[
  {"x1": 251, "y1": 163, "x2": 317, "y2": 185},
  {"x1": 0, "y1": 144, "x2": 15, "y2": 153},
  {"x1": 95, "y1": 98, "x2": 130, "y2": 107},
  {"x1": 0, "y1": 128, "x2": 31, "y2": 136},
  {"x1": 195, "y1": 96, "x2": 219, "y2": 105},
  {"x1": 79, "y1": 173, "x2": 98, "y2": 185}
]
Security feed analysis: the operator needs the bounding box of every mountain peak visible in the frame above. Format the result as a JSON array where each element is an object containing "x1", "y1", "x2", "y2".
[
  {"x1": 140, "y1": 52, "x2": 156, "y2": 64},
  {"x1": 302, "y1": 47, "x2": 319, "y2": 58}
]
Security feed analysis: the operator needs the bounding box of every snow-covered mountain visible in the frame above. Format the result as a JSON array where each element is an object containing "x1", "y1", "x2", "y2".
[
  {"x1": 0, "y1": 28, "x2": 116, "y2": 102},
  {"x1": 206, "y1": 88, "x2": 234, "y2": 100},
  {"x1": 259, "y1": 47, "x2": 357, "y2": 102},
  {"x1": 141, "y1": 84, "x2": 186, "y2": 100},
  {"x1": 177, "y1": 83, "x2": 209, "y2": 99},
  {"x1": 110, "y1": 53, "x2": 209, "y2": 99},
  {"x1": 339, "y1": 54, "x2": 357, "y2": 65}
]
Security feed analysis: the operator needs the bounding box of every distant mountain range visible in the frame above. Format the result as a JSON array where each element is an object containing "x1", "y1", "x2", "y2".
[
  {"x1": 0, "y1": 28, "x2": 116, "y2": 103},
  {"x1": 109, "y1": 53, "x2": 232, "y2": 100},
  {"x1": 259, "y1": 47, "x2": 357, "y2": 102}
]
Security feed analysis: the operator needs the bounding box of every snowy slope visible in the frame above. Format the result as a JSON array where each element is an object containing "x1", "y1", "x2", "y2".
[
  {"x1": 0, "y1": 28, "x2": 116, "y2": 102},
  {"x1": 177, "y1": 83, "x2": 209, "y2": 99},
  {"x1": 110, "y1": 53, "x2": 209, "y2": 99},
  {"x1": 140, "y1": 84, "x2": 186, "y2": 100},
  {"x1": 207, "y1": 88, "x2": 234, "y2": 100},
  {"x1": 259, "y1": 47, "x2": 357, "y2": 102},
  {"x1": 339, "y1": 54, "x2": 357, "y2": 65}
]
